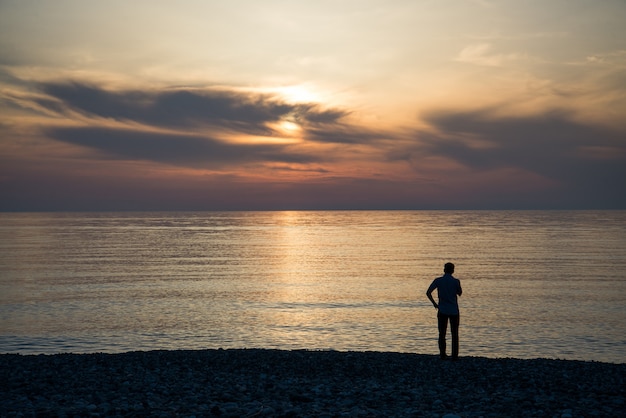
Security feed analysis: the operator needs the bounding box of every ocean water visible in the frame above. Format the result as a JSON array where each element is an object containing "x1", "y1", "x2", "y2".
[{"x1": 0, "y1": 211, "x2": 625, "y2": 363}]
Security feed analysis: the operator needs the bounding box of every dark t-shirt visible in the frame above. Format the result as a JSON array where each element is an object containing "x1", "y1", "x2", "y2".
[{"x1": 427, "y1": 273, "x2": 462, "y2": 315}]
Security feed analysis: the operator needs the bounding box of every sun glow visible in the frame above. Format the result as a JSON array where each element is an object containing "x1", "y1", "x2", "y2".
[
  {"x1": 274, "y1": 85, "x2": 320, "y2": 104},
  {"x1": 279, "y1": 120, "x2": 301, "y2": 133}
]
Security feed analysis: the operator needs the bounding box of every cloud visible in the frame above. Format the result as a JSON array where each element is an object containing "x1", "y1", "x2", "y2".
[
  {"x1": 22, "y1": 80, "x2": 391, "y2": 169},
  {"x1": 47, "y1": 126, "x2": 318, "y2": 168},
  {"x1": 304, "y1": 124, "x2": 389, "y2": 145},
  {"x1": 37, "y1": 82, "x2": 350, "y2": 136},
  {"x1": 456, "y1": 43, "x2": 523, "y2": 67},
  {"x1": 584, "y1": 49, "x2": 626, "y2": 65},
  {"x1": 417, "y1": 108, "x2": 626, "y2": 206}
]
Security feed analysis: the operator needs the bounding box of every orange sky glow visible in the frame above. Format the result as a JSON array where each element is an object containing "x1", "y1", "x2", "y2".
[{"x1": 1, "y1": 1, "x2": 625, "y2": 210}]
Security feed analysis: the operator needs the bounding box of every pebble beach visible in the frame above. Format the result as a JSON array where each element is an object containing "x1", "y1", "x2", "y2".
[{"x1": 1, "y1": 349, "x2": 624, "y2": 417}]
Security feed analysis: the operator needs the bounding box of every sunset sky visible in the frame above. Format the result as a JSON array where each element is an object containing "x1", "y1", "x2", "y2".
[{"x1": 1, "y1": 0, "x2": 625, "y2": 210}]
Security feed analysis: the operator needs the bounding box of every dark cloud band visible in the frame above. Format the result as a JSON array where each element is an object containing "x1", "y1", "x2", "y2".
[
  {"x1": 38, "y1": 82, "x2": 350, "y2": 137},
  {"x1": 48, "y1": 127, "x2": 317, "y2": 167},
  {"x1": 418, "y1": 108, "x2": 626, "y2": 205}
]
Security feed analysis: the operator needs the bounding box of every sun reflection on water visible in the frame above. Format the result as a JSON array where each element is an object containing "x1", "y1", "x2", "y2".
[{"x1": 1, "y1": 211, "x2": 625, "y2": 362}]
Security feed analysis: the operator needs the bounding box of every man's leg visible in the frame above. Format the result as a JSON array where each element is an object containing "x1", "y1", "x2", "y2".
[
  {"x1": 450, "y1": 314, "x2": 460, "y2": 360},
  {"x1": 437, "y1": 312, "x2": 448, "y2": 359}
]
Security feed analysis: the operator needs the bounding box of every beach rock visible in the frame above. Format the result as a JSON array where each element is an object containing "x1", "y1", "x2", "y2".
[{"x1": 1, "y1": 349, "x2": 624, "y2": 417}]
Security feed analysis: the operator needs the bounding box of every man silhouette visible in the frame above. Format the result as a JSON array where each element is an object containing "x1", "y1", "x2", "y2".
[{"x1": 426, "y1": 262, "x2": 463, "y2": 360}]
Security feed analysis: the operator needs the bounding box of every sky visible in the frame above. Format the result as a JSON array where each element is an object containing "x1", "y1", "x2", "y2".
[{"x1": 1, "y1": 0, "x2": 625, "y2": 211}]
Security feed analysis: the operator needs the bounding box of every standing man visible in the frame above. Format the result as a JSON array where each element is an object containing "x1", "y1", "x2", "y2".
[{"x1": 426, "y1": 262, "x2": 463, "y2": 360}]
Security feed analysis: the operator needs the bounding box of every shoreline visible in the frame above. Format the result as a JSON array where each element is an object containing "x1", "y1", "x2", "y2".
[{"x1": 2, "y1": 349, "x2": 625, "y2": 417}]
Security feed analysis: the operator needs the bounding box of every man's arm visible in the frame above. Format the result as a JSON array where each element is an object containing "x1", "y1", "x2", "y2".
[
  {"x1": 426, "y1": 287, "x2": 438, "y2": 309},
  {"x1": 457, "y1": 280, "x2": 463, "y2": 297}
]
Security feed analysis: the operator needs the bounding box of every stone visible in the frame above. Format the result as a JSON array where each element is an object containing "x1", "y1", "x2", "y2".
[{"x1": 1, "y1": 349, "x2": 624, "y2": 417}]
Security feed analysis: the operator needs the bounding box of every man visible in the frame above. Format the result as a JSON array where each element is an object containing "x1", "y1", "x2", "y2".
[{"x1": 426, "y1": 262, "x2": 463, "y2": 360}]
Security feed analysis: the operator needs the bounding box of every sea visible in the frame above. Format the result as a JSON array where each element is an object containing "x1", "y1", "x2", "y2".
[{"x1": 0, "y1": 211, "x2": 625, "y2": 364}]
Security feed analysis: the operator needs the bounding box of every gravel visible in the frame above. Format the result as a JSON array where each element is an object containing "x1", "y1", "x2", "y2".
[{"x1": 1, "y1": 349, "x2": 624, "y2": 417}]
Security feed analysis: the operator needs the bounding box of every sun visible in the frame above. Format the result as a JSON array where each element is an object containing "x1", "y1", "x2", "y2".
[
  {"x1": 261, "y1": 119, "x2": 302, "y2": 141},
  {"x1": 280, "y1": 120, "x2": 301, "y2": 132},
  {"x1": 275, "y1": 85, "x2": 320, "y2": 104}
]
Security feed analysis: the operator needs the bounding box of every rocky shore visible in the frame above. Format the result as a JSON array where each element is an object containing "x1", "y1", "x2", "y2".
[{"x1": 1, "y1": 349, "x2": 624, "y2": 417}]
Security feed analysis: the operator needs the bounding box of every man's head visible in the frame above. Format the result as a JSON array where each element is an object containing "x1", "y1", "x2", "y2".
[{"x1": 444, "y1": 262, "x2": 455, "y2": 274}]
